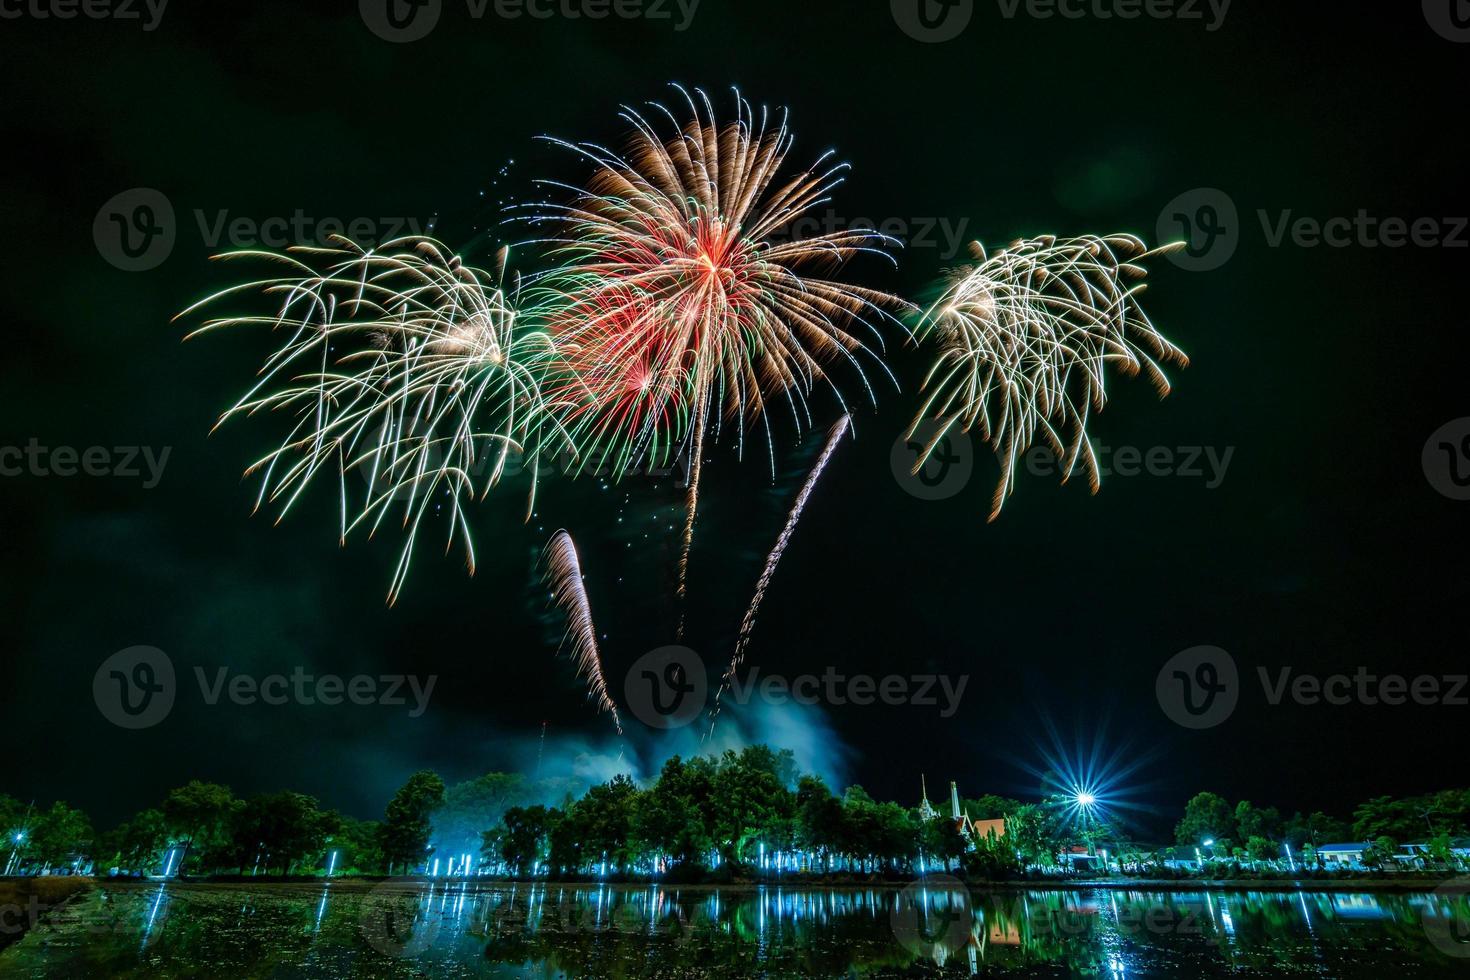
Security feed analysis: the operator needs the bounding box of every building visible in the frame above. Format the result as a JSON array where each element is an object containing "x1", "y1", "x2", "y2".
[
  {"x1": 971, "y1": 818, "x2": 1006, "y2": 843},
  {"x1": 1157, "y1": 846, "x2": 1204, "y2": 872},
  {"x1": 1398, "y1": 838, "x2": 1470, "y2": 867},
  {"x1": 1315, "y1": 843, "x2": 1370, "y2": 867},
  {"x1": 918, "y1": 776, "x2": 1006, "y2": 851},
  {"x1": 1058, "y1": 845, "x2": 1101, "y2": 871}
]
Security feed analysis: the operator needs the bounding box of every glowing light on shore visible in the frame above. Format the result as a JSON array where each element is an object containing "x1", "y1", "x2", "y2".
[{"x1": 1021, "y1": 713, "x2": 1159, "y2": 835}]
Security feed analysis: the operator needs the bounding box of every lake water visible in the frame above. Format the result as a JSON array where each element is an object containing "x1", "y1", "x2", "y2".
[{"x1": 3, "y1": 879, "x2": 1468, "y2": 977}]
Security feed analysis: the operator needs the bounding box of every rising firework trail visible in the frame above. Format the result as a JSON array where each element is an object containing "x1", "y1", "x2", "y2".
[
  {"x1": 523, "y1": 84, "x2": 906, "y2": 633},
  {"x1": 707, "y1": 414, "x2": 852, "y2": 736},
  {"x1": 543, "y1": 530, "x2": 623, "y2": 735}
]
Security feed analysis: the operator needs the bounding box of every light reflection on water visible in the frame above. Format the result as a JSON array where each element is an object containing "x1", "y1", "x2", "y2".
[{"x1": 4, "y1": 880, "x2": 1468, "y2": 978}]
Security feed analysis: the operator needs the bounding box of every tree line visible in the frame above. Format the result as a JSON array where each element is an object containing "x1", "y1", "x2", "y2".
[
  {"x1": 1173, "y1": 788, "x2": 1470, "y2": 870},
  {"x1": 4, "y1": 752, "x2": 1467, "y2": 879}
]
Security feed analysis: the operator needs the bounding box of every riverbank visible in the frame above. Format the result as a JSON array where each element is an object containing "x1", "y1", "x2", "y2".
[{"x1": 0, "y1": 877, "x2": 94, "y2": 951}]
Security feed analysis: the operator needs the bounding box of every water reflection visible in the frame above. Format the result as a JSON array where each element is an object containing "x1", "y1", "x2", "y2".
[{"x1": 4, "y1": 880, "x2": 1468, "y2": 977}]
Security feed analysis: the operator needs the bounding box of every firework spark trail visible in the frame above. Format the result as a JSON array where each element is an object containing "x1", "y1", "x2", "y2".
[
  {"x1": 180, "y1": 237, "x2": 566, "y2": 604},
  {"x1": 706, "y1": 414, "x2": 852, "y2": 737},
  {"x1": 543, "y1": 530, "x2": 623, "y2": 736},
  {"x1": 674, "y1": 384, "x2": 707, "y2": 640},
  {"x1": 522, "y1": 84, "x2": 907, "y2": 624},
  {"x1": 908, "y1": 235, "x2": 1188, "y2": 519}
]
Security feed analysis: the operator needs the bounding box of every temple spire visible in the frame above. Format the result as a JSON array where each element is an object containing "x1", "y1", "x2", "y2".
[{"x1": 919, "y1": 775, "x2": 937, "y2": 821}]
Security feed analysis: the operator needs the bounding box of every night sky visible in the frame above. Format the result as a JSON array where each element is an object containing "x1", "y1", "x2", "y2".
[{"x1": 2, "y1": 0, "x2": 1467, "y2": 838}]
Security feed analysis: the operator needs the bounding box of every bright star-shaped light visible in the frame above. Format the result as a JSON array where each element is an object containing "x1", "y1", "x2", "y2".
[{"x1": 1022, "y1": 713, "x2": 1160, "y2": 836}]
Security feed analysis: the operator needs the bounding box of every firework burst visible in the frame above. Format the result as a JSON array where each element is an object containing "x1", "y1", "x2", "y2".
[
  {"x1": 523, "y1": 85, "x2": 907, "y2": 618},
  {"x1": 907, "y1": 235, "x2": 1189, "y2": 518},
  {"x1": 543, "y1": 530, "x2": 623, "y2": 735},
  {"x1": 180, "y1": 236, "x2": 564, "y2": 604}
]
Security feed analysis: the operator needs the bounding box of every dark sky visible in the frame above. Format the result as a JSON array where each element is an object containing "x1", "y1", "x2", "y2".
[{"x1": 2, "y1": 0, "x2": 1467, "y2": 838}]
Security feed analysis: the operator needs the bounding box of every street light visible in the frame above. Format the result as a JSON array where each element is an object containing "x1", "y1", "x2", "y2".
[{"x1": 4, "y1": 831, "x2": 27, "y2": 876}]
